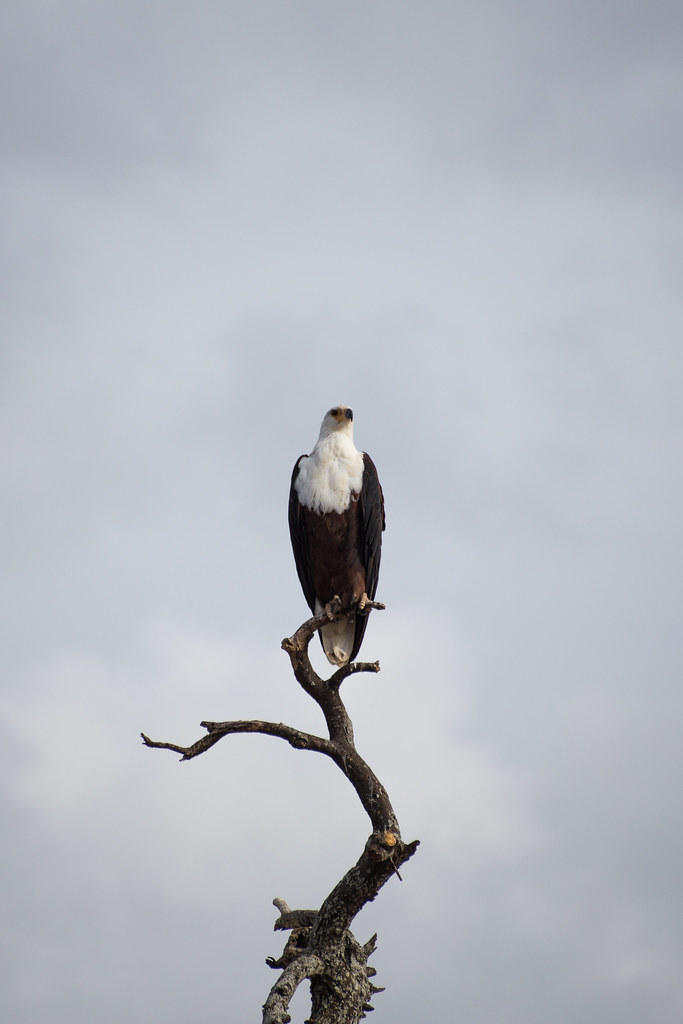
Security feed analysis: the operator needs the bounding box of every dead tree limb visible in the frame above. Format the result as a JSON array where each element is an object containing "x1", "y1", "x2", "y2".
[{"x1": 142, "y1": 600, "x2": 419, "y2": 1023}]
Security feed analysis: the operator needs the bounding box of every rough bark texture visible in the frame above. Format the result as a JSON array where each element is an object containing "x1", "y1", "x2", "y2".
[{"x1": 142, "y1": 599, "x2": 419, "y2": 1023}]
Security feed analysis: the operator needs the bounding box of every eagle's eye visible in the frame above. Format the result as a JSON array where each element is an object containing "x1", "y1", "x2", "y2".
[{"x1": 330, "y1": 408, "x2": 339, "y2": 417}]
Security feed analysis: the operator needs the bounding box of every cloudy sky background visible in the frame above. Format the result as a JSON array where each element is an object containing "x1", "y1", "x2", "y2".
[{"x1": 2, "y1": 1, "x2": 682, "y2": 1021}]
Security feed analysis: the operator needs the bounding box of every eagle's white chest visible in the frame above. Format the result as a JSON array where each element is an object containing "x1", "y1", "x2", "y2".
[{"x1": 295, "y1": 435, "x2": 364, "y2": 515}]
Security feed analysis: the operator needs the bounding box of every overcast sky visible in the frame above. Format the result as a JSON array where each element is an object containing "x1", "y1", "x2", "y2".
[{"x1": 2, "y1": 2, "x2": 682, "y2": 1022}]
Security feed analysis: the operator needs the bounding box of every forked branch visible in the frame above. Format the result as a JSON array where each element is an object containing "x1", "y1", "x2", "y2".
[{"x1": 142, "y1": 604, "x2": 418, "y2": 1023}]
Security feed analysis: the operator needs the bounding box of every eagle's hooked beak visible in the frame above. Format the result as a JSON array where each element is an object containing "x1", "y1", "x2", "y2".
[{"x1": 345, "y1": 408, "x2": 353, "y2": 421}]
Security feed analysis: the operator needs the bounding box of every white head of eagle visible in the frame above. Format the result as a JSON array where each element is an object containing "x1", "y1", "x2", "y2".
[{"x1": 288, "y1": 406, "x2": 385, "y2": 666}]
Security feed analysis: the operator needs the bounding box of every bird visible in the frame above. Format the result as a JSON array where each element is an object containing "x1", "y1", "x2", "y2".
[{"x1": 288, "y1": 406, "x2": 385, "y2": 666}]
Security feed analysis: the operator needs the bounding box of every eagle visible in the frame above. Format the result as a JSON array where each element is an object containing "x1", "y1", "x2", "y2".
[{"x1": 288, "y1": 406, "x2": 385, "y2": 666}]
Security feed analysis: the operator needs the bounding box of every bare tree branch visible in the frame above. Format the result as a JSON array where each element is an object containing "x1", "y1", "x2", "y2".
[
  {"x1": 272, "y1": 899, "x2": 318, "y2": 932},
  {"x1": 327, "y1": 660, "x2": 381, "y2": 690},
  {"x1": 262, "y1": 951, "x2": 324, "y2": 1024},
  {"x1": 142, "y1": 720, "x2": 334, "y2": 761},
  {"x1": 142, "y1": 604, "x2": 418, "y2": 1023}
]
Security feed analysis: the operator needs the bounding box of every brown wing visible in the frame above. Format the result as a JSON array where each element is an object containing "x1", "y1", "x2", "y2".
[
  {"x1": 288, "y1": 457, "x2": 318, "y2": 615},
  {"x1": 350, "y1": 452, "x2": 385, "y2": 660}
]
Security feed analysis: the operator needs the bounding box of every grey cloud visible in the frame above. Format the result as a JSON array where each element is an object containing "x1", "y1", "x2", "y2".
[{"x1": 1, "y1": 1, "x2": 682, "y2": 1021}]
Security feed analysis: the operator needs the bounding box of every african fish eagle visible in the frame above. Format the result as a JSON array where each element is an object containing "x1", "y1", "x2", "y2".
[{"x1": 288, "y1": 406, "x2": 385, "y2": 666}]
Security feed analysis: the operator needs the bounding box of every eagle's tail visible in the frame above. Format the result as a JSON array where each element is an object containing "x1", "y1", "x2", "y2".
[{"x1": 319, "y1": 614, "x2": 355, "y2": 667}]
